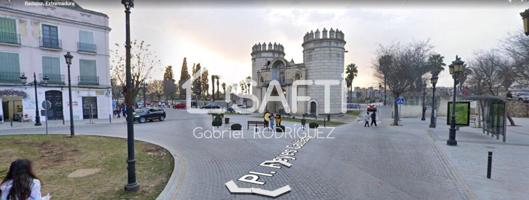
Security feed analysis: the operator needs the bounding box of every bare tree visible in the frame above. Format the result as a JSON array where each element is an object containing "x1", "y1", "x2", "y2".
[
  {"x1": 374, "y1": 41, "x2": 433, "y2": 125},
  {"x1": 503, "y1": 32, "x2": 529, "y2": 85},
  {"x1": 111, "y1": 40, "x2": 160, "y2": 101}
]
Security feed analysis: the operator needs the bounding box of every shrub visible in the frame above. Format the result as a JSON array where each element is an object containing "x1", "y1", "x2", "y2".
[
  {"x1": 309, "y1": 122, "x2": 319, "y2": 129},
  {"x1": 231, "y1": 123, "x2": 242, "y2": 130}
]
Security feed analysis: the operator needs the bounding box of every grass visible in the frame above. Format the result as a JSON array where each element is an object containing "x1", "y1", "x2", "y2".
[
  {"x1": 281, "y1": 117, "x2": 346, "y2": 126},
  {"x1": 347, "y1": 110, "x2": 361, "y2": 118},
  {"x1": 0, "y1": 135, "x2": 174, "y2": 200}
]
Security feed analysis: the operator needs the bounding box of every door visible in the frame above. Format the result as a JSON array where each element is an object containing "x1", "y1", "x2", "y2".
[
  {"x1": 45, "y1": 90, "x2": 63, "y2": 120},
  {"x1": 310, "y1": 101, "x2": 317, "y2": 115},
  {"x1": 82, "y1": 97, "x2": 98, "y2": 119}
]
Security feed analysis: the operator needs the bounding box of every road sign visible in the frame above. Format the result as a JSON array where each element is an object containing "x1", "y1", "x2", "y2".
[
  {"x1": 395, "y1": 97, "x2": 405, "y2": 105},
  {"x1": 42, "y1": 100, "x2": 52, "y2": 110}
]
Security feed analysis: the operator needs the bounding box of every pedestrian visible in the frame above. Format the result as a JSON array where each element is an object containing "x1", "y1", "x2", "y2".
[
  {"x1": 370, "y1": 111, "x2": 377, "y2": 127},
  {"x1": 121, "y1": 106, "x2": 127, "y2": 118},
  {"x1": 363, "y1": 111, "x2": 370, "y2": 127},
  {"x1": 0, "y1": 159, "x2": 51, "y2": 200},
  {"x1": 269, "y1": 113, "x2": 275, "y2": 129},
  {"x1": 275, "y1": 114, "x2": 282, "y2": 126},
  {"x1": 264, "y1": 111, "x2": 270, "y2": 128}
]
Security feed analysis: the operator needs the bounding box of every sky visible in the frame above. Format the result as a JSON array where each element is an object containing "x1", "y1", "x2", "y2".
[{"x1": 76, "y1": 0, "x2": 526, "y2": 88}]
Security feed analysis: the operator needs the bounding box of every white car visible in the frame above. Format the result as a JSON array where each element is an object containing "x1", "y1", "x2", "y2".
[{"x1": 518, "y1": 94, "x2": 529, "y2": 102}]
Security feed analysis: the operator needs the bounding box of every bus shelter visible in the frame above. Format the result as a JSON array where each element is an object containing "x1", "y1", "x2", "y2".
[{"x1": 465, "y1": 96, "x2": 506, "y2": 142}]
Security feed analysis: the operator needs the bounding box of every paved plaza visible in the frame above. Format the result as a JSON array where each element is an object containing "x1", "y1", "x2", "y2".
[{"x1": 1, "y1": 108, "x2": 528, "y2": 200}]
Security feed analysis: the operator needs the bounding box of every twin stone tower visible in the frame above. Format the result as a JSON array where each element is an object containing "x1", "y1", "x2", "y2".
[{"x1": 251, "y1": 28, "x2": 346, "y2": 115}]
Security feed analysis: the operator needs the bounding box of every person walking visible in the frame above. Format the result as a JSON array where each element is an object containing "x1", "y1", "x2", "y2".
[
  {"x1": 0, "y1": 159, "x2": 51, "y2": 200},
  {"x1": 363, "y1": 111, "x2": 370, "y2": 127},
  {"x1": 370, "y1": 111, "x2": 377, "y2": 127}
]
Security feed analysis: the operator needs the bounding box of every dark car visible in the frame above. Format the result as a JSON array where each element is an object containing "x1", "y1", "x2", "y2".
[
  {"x1": 134, "y1": 108, "x2": 166, "y2": 123},
  {"x1": 201, "y1": 103, "x2": 221, "y2": 109}
]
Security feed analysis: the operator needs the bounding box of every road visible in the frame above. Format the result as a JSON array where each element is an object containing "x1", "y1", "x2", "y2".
[{"x1": 1, "y1": 108, "x2": 472, "y2": 200}]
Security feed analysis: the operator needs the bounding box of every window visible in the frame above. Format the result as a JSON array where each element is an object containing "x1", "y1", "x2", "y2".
[
  {"x1": 41, "y1": 24, "x2": 59, "y2": 48},
  {"x1": 79, "y1": 59, "x2": 98, "y2": 85},
  {"x1": 78, "y1": 30, "x2": 96, "y2": 52},
  {"x1": 42, "y1": 56, "x2": 61, "y2": 83},
  {"x1": 0, "y1": 17, "x2": 17, "y2": 44},
  {"x1": 0, "y1": 52, "x2": 20, "y2": 82}
]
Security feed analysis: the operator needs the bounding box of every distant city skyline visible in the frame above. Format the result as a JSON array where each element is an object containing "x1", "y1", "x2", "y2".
[{"x1": 78, "y1": 1, "x2": 525, "y2": 88}]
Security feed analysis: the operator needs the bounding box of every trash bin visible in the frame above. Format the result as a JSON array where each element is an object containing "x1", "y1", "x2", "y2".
[{"x1": 225, "y1": 117, "x2": 230, "y2": 124}]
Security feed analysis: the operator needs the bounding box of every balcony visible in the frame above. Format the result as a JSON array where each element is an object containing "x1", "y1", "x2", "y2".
[
  {"x1": 78, "y1": 75, "x2": 99, "y2": 85},
  {"x1": 0, "y1": 31, "x2": 20, "y2": 46},
  {"x1": 40, "y1": 73, "x2": 64, "y2": 84},
  {"x1": 39, "y1": 37, "x2": 62, "y2": 50},
  {"x1": 0, "y1": 72, "x2": 23, "y2": 83},
  {"x1": 77, "y1": 42, "x2": 97, "y2": 54}
]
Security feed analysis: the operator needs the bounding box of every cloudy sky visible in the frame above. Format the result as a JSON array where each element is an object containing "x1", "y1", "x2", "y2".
[{"x1": 77, "y1": 1, "x2": 526, "y2": 88}]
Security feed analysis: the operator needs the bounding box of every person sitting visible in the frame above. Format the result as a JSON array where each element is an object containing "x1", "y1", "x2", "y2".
[{"x1": 0, "y1": 159, "x2": 51, "y2": 200}]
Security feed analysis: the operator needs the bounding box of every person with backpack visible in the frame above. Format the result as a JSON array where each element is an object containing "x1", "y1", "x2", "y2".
[{"x1": 0, "y1": 159, "x2": 51, "y2": 200}]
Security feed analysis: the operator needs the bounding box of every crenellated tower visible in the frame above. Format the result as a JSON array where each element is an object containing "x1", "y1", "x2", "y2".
[
  {"x1": 251, "y1": 42, "x2": 285, "y2": 99},
  {"x1": 302, "y1": 28, "x2": 346, "y2": 114}
]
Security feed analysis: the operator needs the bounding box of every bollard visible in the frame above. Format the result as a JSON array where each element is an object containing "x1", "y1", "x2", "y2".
[
  {"x1": 109, "y1": 114, "x2": 112, "y2": 124},
  {"x1": 487, "y1": 151, "x2": 493, "y2": 179},
  {"x1": 323, "y1": 118, "x2": 326, "y2": 127}
]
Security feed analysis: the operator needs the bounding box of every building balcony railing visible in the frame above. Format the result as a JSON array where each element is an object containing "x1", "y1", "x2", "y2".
[
  {"x1": 260, "y1": 79, "x2": 294, "y2": 87},
  {"x1": 0, "y1": 72, "x2": 23, "y2": 83},
  {"x1": 0, "y1": 31, "x2": 20, "y2": 45},
  {"x1": 39, "y1": 37, "x2": 62, "y2": 50},
  {"x1": 78, "y1": 75, "x2": 99, "y2": 85},
  {"x1": 40, "y1": 73, "x2": 64, "y2": 84},
  {"x1": 77, "y1": 42, "x2": 97, "y2": 53}
]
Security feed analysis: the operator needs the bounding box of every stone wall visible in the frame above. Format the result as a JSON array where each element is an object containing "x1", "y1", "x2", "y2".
[{"x1": 507, "y1": 101, "x2": 529, "y2": 117}]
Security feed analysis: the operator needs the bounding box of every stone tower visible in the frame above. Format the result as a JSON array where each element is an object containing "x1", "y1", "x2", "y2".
[
  {"x1": 251, "y1": 42, "x2": 285, "y2": 101},
  {"x1": 302, "y1": 28, "x2": 346, "y2": 114}
]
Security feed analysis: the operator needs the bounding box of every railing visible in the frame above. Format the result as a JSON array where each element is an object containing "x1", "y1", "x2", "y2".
[
  {"x1": 78, "y1": 75, "x2": 99, "y2": 85},
  {"x1": 0, "y1": 72, "x2": 23, "y2": 83},
  {"x1": 77, "y1": 42, "x2": 97, "y2": 53},
  {"x1": 0, "y1": 31, "x2": 20, "y2": 45},
  {"x1": 39, "y1": 37, "x2": 62, "y2": 50},
  {"x1": 40, "y1": 73, "x2": 64, "y2": 84},
  {"x1": 261, "y1": 79, "x2": 294, "y2": 86}
]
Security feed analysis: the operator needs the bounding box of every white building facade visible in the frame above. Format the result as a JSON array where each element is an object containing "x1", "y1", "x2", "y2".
[
  {"x1": 251, "y1": 28, "x2": 346, "y2": 115},
  {"x1": 0, "y1": 1, "x2": 111, "y2": 122}
]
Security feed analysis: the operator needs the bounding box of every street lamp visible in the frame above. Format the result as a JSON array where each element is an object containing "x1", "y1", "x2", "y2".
[
  {"x1": 122, "y1": 0, "x2": 140, "y2": 192},
  {"x1": 64, "y1": 52, "x2": 75, "y2": 137},
  {"x1": 20, "y1": 73, "x2": 48, "y2": 126},
  {"x1": 447, "y1": 55, "x2": 465, "y2": 146},
  {"x1": 520, "y1": 9, "x2": 529, "y2": 36},
  {"x1": 429, "y1": 73, "x2": 439, "y2": 128}
]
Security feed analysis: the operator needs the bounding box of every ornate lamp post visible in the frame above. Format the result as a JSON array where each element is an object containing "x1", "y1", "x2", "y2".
[
  {"x1": 447, "y1": 56, "x2": 465, "y2": 146},
  {"x1": 521, "y1": 9, "x2": 529, "y2": 36},
  {"x1": 20, "y1": 73, "x2": 48, "y2": 126},
  {"x1": 64, "y1": 52, "x2": 75, "y2": 137},
  {"x1": 122, "y1": 0, "x2": 139, "y2": 192},
  {"x1": 429, "y1": 74, "x2": 439, "y2": 128}
]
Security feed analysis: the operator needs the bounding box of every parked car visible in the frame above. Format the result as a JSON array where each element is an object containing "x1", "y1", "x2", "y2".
[
  {"x1": 201, "y1": 103, "x2": 221, "y2": 109},
  {"x1": 134, "y1": 108, "x2": 166, "y2": 123},
  {"x1": 173, "y1": 102, "x2": 186, "y2": 109},
  {"x1": 518, "y1": 94, "x2": 529, "y2": 103},
  {"x1": 226, "y1": 107, "x2": 235, "y2": 113}
]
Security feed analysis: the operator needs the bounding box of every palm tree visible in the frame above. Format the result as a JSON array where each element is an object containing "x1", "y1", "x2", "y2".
[
  {"x1": 221, "y1": 82, "x2": 226, "y2": 98},
  {"x1": 345, "y1": 63, "x2": 359, "y2": 103},
  {"x1": 428, "y1": 54, "x2": 445, "y2": 76}
]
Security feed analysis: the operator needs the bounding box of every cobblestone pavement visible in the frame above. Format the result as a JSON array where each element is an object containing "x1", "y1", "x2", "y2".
[{"x1": 1, "y1": 108, "x2": 472, "y2": 200}]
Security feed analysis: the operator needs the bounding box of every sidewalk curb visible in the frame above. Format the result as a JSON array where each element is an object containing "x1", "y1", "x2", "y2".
[{"x1": 427, "y1": 130, "x2": 478, "y2": 200}]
